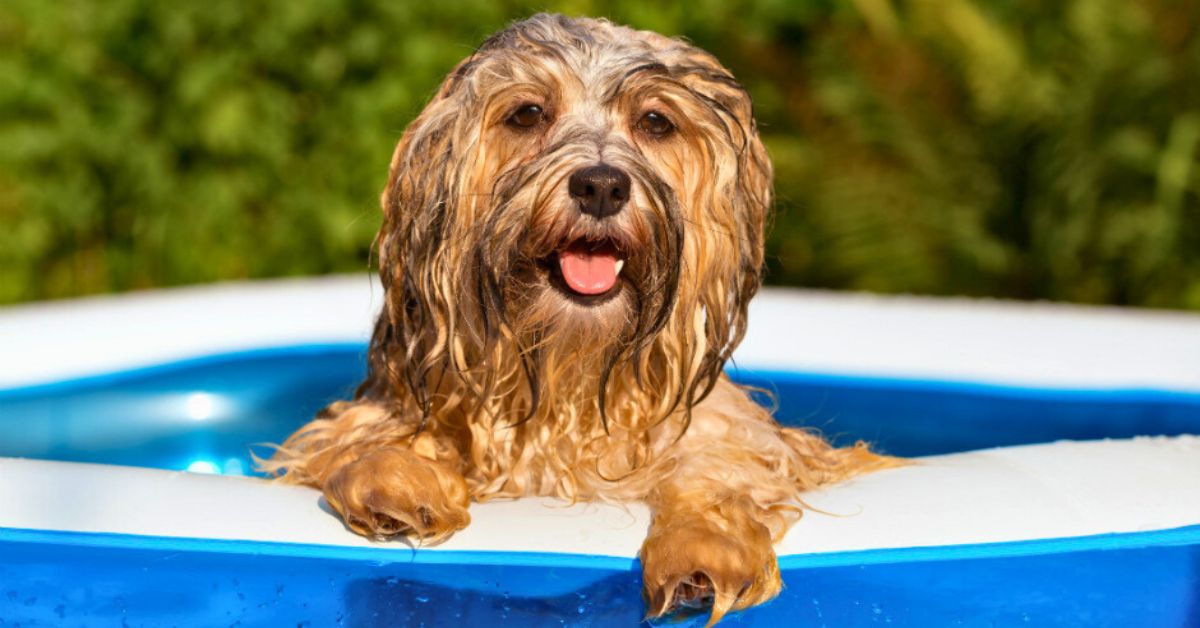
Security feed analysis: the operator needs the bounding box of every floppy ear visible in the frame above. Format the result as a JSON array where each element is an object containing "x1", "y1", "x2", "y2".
[
  {"x1": 725, "y1": 86, "x2": 773, "y2": 309},
  {"x1": 669, "y1": 57, "x2": 774, "y2": 413},
  {"x1": 729, "y1": 99, "x2": 773, "y2": 343},
  {"x1": 358, "y1": 58, "x2": 479, "y2": 415}
]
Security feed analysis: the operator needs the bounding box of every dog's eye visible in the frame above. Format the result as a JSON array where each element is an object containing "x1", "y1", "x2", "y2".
[
  {"x1": 507, "y1": 104, "x2": 545, "y2": 129},
  {"x1": 637, "y1": 111, "x2": 675, "y2": 137}
]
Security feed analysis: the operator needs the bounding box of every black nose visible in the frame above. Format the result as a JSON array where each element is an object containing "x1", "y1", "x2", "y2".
[{"x1": 568, "y1": 164, "x2": 631, "y2": 219}]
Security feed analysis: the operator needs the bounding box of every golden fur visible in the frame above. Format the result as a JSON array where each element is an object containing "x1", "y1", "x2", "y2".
[{"x1": 264, "y1": 14, "x2": 894, "y2": 624}]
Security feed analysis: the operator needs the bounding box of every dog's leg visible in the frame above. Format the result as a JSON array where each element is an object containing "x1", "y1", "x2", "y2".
[
  {"x1": 639, "y1": 378, "x2": 892, "y2": 625},
  {"x1": 264, "y1": 400, "x2": 470, "y2": 543}
]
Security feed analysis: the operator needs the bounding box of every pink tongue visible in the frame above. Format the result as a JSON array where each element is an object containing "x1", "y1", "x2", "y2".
[{"x1": 559, "y1": 249, "x2": 619, "y2": 295}]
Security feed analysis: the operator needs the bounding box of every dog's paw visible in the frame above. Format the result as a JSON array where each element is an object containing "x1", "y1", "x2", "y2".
[
  {"x1": 639, "y1": 513, "x2": 781, "y2": 626},
  {"x1": 322, "y1": 447, "x2": 470, "y2": 543}
]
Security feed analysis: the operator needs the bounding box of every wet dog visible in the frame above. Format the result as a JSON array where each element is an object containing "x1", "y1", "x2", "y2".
[{"x1": 268, "y1": 14, "x2": 888, "y2": 624}]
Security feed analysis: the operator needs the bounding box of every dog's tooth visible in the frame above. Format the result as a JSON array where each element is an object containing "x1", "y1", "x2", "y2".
[{"x1": 615, "y1": 259, "x2": 625, "y2": 275}]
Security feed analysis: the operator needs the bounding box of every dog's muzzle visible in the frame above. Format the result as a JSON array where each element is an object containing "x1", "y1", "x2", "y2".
[{"x1": 553, "y1": 164, "x2": 633, "y2": 296}]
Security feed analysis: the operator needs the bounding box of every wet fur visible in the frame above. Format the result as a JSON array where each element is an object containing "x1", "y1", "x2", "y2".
[{"x1": 264, "y1": 14, "x2": 894, "y2": 625}]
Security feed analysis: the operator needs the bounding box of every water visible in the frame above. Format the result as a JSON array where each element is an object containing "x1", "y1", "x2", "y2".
[{"x1": 1, "y1": 344, "x2": 1196, "y2": 474}]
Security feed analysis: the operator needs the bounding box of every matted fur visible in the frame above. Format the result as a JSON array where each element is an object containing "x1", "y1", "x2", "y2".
[{"x1": 264, "y1": 14, "x2": 894, "y2": 624}]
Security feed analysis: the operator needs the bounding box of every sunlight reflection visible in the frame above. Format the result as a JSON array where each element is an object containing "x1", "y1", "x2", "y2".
[
  {"x1": 186, "y1": 459, "x2": 220, "y2": 474},
  {"x1": 184, "y1": 392, "x2": 216, "y2": 421}
]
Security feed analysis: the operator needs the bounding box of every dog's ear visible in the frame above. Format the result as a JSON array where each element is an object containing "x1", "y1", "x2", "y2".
[
  {"x1": 727, "y1": 88, "x2": 773, "y2": 319},
  {"x1": 730, "y1": 90, "x2": 773, "y2": 347},
  {"x1": 366, "y1": 57, "x2": 481, "y2": 413},
  {"x1": 664, "y1": 57, "x2": 774, "y2": 414}
]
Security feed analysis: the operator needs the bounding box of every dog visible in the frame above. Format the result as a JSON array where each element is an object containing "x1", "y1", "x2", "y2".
[{"x1": 266, "y1": 14, "x2": 889, "y2": 624}]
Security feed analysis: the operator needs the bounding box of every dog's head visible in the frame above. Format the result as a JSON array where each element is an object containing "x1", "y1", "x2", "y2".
[{"x1": 371, "y1": 14, "x2": 771, "y2": 427}]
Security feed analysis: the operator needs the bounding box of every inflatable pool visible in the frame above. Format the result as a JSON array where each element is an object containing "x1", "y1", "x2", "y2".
[{"x1": 2, "y1": 276, "x2": 1198, "y2": 626}]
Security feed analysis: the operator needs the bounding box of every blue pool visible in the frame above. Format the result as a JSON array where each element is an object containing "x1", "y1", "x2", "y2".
[
  {"x1": 2, "y1": 280, "x2": 1198, "y2": 627},
  {"x1": 1, "y1": 343, "x2": 1197, "y2": 474}
]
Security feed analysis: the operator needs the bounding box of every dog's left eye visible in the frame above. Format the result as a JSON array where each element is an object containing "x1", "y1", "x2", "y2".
[
  {"x1": 637, "y1": 111, "x2": 675, "y2": 137},
  {"x1": 507, "y1": 104, "x2": 545, "y2": 128}
]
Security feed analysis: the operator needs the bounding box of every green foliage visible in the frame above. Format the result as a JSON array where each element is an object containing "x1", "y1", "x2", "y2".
[{"x1": 1, "y1": 0, "x2": 1198, "y2": 308}]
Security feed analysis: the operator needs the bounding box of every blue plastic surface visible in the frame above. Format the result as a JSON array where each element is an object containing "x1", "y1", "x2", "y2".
[{"x1": 1, "y1": 526, "x2": 1197, "y2": 626}]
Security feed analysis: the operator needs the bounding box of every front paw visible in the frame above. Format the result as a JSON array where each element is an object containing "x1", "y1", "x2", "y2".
[
  {"x1": 323, "y1": 447, "x2": 470, "y2": 543},
  {"x1": 640, "y1": 512, "x2": 781, "y2": 626}
]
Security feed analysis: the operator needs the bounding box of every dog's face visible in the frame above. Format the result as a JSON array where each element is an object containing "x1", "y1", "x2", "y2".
[{"x1": 373, "y1": 15, "x2": 771, "y2": 423}]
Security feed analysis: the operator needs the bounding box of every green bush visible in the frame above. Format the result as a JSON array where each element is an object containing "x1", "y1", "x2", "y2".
[{"x1": 1, "y1": 0, "x2": 1197, "y2": 308}]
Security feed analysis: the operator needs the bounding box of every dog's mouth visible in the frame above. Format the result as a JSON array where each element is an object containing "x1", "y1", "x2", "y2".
[{"x1": 543, "y1": 237, "x2": 628, "y2": 300}]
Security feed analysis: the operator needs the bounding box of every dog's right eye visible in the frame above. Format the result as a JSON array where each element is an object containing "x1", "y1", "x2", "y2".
[{"x1": 507, "y1": 104, "x2": 545, "y2": 129}]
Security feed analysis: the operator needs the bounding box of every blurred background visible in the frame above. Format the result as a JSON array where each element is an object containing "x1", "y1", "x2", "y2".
[{"x1": 1, "y1": 0, "x2": 1198, "y2": 309}]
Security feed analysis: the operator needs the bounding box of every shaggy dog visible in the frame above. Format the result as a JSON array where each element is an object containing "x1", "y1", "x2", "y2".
[{"x1": 267, "y1": 14, "x2": 889, "y2": 624}]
